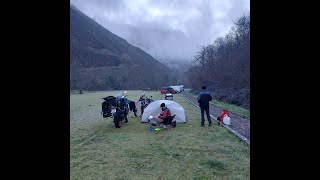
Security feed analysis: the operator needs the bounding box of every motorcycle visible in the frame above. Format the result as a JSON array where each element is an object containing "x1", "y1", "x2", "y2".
[
  {"x1": 139, "y1": 93, "x2": 154, "y2": 115},
  {"x1": 101, "y1": 96, "x2": 129, "y2": 128}
]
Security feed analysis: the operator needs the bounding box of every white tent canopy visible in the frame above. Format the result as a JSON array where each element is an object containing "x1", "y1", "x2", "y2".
[{"x1": 141, "y1": 100, "x2": 186, "y2": 123}]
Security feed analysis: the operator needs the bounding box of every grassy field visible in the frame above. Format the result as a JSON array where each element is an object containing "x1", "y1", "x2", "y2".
[
  {"x1": 71, "y1": 90, "x2": 250, "y2": 179},
  {"x1": 187, "y1": 92, "x2": 250, "y2": 119}
]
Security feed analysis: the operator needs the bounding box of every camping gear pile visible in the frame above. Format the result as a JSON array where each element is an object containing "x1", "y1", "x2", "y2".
[{"x1": 217, "y1": 110, "x2": 231, "y2": 125}]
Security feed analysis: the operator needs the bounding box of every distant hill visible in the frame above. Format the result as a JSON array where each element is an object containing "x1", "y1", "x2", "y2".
[{"x1": 70, "y1": 5, "x2": 175, "y2": 90}]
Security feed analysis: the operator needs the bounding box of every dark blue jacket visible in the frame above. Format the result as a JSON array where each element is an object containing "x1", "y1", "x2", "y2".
[{"x1": 197, "y1": 90, "x2": 212, "y2": 109}]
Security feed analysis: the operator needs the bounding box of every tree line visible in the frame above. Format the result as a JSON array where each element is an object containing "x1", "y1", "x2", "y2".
[{"x1": 186, "y1": 14, "x2": 250, "y2": 108}]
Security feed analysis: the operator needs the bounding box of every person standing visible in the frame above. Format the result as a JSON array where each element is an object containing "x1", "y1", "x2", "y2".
[{"x1": 197, "y1": 86, "x2": 213, "y2": 127}]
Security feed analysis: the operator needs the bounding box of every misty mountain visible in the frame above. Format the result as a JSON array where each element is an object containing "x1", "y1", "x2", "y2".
[
  {"x1": 105, "y1": 22, "x2": 196, "y2": 61},
  {"x1": 70, "y1": 5, "x2": 177, "y2": 90}
]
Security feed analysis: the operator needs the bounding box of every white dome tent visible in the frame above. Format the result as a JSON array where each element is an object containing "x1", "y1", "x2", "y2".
[{"x1": 141, "y1": 100, "x2": 186, "y2": 123}]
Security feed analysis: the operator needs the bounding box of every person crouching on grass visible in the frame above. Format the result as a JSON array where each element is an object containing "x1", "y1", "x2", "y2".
[{"x1": 153, "y1": 103, "x2": 171, "y2": 127}]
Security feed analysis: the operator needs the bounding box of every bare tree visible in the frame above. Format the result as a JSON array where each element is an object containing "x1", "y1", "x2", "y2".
[{"x1": 186, "y1": 14, "x2": 250, "y2": 108}]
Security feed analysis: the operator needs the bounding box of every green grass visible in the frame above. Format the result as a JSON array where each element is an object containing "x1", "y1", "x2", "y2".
[
  {"x1": 71, "y1": 90, "x2": 250, "y2": 179},
  {"x1": 188, "y1": 92, "x2": 250, "y2": 119}
]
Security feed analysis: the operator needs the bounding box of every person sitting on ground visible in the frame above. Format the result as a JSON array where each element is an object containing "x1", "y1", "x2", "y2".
[{"x1": 153, "y1": 103, "x2": 171, "y2": 127}]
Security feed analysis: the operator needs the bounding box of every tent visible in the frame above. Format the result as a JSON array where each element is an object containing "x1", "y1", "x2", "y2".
[{"x1": 141, "y1": 100, "x2": 186, "y2": 123}]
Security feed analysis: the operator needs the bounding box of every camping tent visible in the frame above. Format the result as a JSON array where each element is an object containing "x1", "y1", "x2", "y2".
[{"x1": 141, "y1": 100, "x2": 186, "y2": 123}]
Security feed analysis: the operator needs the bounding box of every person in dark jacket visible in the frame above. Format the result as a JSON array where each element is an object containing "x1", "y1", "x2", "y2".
[{"x1": 197, "y1": 86, "x2": 213, "y2": 127}]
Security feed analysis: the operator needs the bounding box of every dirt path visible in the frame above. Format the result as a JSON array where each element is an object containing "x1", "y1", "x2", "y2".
[{"x1": 182, "y1": 92, "x2": 250, "y2": 145}]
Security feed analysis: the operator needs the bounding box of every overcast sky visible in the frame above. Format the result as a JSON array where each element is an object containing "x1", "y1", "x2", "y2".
[{"x1": 70, "y1": 0, "x2": 250, "y2": 62}]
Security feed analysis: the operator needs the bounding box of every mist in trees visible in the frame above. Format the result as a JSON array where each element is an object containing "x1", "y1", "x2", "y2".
[{"x1": 186, "y1": 14, "x2": 250, "y2": 109}]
